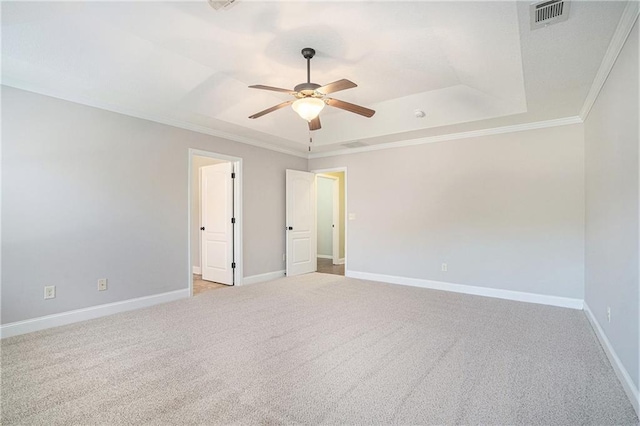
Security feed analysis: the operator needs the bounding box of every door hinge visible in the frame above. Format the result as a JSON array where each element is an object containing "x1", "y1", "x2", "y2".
[
  {"x1": 231, "y1": 217, "x2": 236, "y2": 224},
  {"x1": 231, "y1": 262, "x2": 236, "y2": 269},
  {"x1": 231, "y1": 172, "x2": 235, "y2": 179}
]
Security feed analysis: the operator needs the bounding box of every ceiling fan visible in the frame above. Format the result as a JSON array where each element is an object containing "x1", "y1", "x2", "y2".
[{"x1": 248, "y1": 48, "x2": 375, "y2": 131}]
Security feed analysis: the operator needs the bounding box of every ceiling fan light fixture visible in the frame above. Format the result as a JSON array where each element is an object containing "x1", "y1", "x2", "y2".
[{"x1": 292, "y1": 97, "x2": 325, "y2": 121}]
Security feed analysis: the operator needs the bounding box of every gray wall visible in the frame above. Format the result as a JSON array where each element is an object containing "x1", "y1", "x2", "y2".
[
  {"x1": 1, "y1": 86, "x2": 307, "y2": 324},
  {"x1": 310, "y1": 124, "x2": 585, "y2": 299},
  {"x1": 584, "y1": 20, "x2": 639, "y2": 389},
  {"x1": 191, "y1": 156, "x2": 225, "y2": 271}
]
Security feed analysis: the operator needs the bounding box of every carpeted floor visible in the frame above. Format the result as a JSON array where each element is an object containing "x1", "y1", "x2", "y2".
[{"x1": 1, "y1": 273, "x2": 637, "y2": 425}]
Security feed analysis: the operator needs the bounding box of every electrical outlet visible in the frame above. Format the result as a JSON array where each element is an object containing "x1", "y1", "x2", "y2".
[
  {"x1": 98, "y1": 278, "x2": 108, "y2": 291},
  {"x1": 607, "y1": 306, "x2": 611, "y2": 323},
  {"x1": 44, "y1": 285, "x2": 56, "y2": 299},
  {"x1": 441, "y1": 263, "x2": 448, "y2": 272}
]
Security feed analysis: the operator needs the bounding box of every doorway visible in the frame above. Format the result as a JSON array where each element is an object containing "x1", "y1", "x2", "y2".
[
  {"x1": 316, "y1": 170, "x2": 346, "y2": 276},
  {"x1": 189, "y1": 149, "x2": 243, "y2": 296},
  {"x1": 284, "y1": 167, "x2": 347, "y2": 277}
]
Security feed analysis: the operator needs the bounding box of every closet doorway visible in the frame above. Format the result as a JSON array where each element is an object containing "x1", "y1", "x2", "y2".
[
  {"x1": 315, "y1": 170, "x2": 346, "y2": 276},
  {"x1": 189, "y1": 149, "x2": 243, "y2": 295}
]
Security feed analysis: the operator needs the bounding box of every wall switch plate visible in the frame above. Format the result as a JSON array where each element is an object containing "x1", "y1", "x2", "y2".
[
  {"x1": 348, "y1": 213, "x2": 356, "y2": 220},
  {"x1": 282, "y1": 254, "x2": 286, "y2": 261},
  {"x1": 44, "y1": 285, "x2": 56, "y2": 299},
  {"x1": 98, "y1": 279, "x2": 108, "y2": 291},
  {"x1": 441, "y1": 263, "x2": 448, "y2": 272},
  {"x1": 607, "y1": 306, "x2": 611, "y2": 322}
]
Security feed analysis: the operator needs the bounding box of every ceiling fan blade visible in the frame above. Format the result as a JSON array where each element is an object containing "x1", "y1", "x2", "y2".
[
  {"x1": 249, "y1": 85, "x2": 296, "y2": 95},
  {"x1": 249, "y1": 100, "x2": 294, "y2": 119},
  {"x1": 309, "y1": 116, "x2": 321, "y2": 131},
  {"x1": 326, "y1": 98, "x2": 375, "y2": 118},
  {"x1": 316, "y1": 79, "x2": 357, "y2": 95}
]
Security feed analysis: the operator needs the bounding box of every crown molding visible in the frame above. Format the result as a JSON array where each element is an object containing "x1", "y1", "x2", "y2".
[
  {"x1": 4, "y1": 80, "x2": 584, "y2": 162},
  {"x1": 4, "y1": 3, "x2": 636, "y2": 161},
  {"x1": 579, "y1": 0, "x2": 639, "y2": 121},
  {"x1": 308, "y1": 116, "x2": 583, "y2": 159},
  {"x1": 1, "y1": 79, "x2": 309, "y2": 159}
]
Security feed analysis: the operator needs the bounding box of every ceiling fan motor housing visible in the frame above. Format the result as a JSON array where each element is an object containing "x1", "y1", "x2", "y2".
[{"x1": 294, "y1": 82, "x2": 321, "y2": 97}]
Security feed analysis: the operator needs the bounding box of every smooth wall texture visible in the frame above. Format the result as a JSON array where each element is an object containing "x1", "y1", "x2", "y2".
[
  {"x1": 1, "y1": 87, "x2": 307, "y2": 324},
  {"x1": 191, "y1": 156, "x2": 225, "y2": 271},
  {"x1": 584, "y1": 20, "x2": 639, "y2": 388},
  {"x1": 310, "y1": 124, "x2": 585, "y2": 299}
]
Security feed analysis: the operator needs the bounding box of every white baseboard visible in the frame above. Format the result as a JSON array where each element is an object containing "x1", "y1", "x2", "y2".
[
  {"x1": 584, "y1": 302, "x2": 639, "y2": 415},
  {"x1": 336, "y1": 258, "x2": 345, "y2": 265},
  {"x1": 192, "y1": 266, "x2": 201, "y2": 275},
  {"x1": 0, "y1": 289, "x2": 189, "y2": 339},
  {"x1": 242, "y1": 270, "x2": 285, "y2": 286},
  {"x1": 317, "y1": 254, "x2": 332, "y2": 259},
  {"x1": 345, "y1": 271, "x2": 584, "y2": 310}
]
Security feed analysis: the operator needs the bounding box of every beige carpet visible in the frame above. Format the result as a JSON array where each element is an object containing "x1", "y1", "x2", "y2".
[{"x1": 1, "y1": 273, "x2": 637, "y2": 425}]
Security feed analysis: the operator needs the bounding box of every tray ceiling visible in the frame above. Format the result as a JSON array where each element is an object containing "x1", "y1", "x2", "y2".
[{"x1": 1, "y1": 1, "x2": 627, "y2": 155}]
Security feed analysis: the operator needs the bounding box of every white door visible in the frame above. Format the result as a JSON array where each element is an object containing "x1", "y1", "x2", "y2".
[
  {"x1": 286, "y1": 169, "x2": 317, "y2": 276},
  {"x1": 201, "y1": 162, "x2": 234, "y2": 285}
]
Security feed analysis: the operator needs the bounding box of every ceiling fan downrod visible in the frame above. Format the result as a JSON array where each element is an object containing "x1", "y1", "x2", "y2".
[
  {"x1": 293, "y1": 48, "x2": 320, "y2": 94},
  {"x1": 301, "y1": 47, "x2": 315, "y2": 84}
]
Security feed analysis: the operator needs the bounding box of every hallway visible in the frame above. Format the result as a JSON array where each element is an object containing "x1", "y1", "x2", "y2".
[{"x1": 317, "y1": 258, "x2": 344, "y2": 276}]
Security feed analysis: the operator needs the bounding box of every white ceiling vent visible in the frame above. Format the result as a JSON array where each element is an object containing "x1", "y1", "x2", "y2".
[
  {"x1": 208, "y1": 0, "x2": 238, "y2": 11},
  {"x1": 342, "y1": 141, "x2": 368, "y2": 149},
  {"x1": 530, "y1": 0, "x2": 570, "y2": 30}
]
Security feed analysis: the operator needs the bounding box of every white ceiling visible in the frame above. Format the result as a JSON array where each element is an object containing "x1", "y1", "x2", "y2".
[{"x1": 1, "y1": 1, "x2": 628, "y2": 156}]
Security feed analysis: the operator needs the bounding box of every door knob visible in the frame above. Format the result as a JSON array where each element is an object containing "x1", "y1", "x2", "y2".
[
  {"x1": 288, "y1": 226, "x2": 293, "y2": 230},
  {"x1": 200, "y1": 227, "x2": 205, "y2": 231}
]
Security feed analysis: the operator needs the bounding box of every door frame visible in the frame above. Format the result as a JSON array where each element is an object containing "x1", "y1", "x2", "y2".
[
  {"x1": 188, "y1": 149, "x2": 243, "y2": 296},
  {"x1": 311, "y1": 167, "x2": 347, "y2": 270},
  {"x1": 316, "y1": 174, "x2": 340, "y2": 264}
]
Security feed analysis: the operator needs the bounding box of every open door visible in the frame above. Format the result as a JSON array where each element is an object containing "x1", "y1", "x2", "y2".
[
  {"x1": 286, "y1": 169, "x2": 317, "y2": 276},
  {"x1": 201, "y1": 162, "x2": 234, "y2": 285}
]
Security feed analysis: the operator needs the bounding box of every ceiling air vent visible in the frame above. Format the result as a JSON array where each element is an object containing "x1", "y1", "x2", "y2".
[
  {"x1": 342, "y1": 141, "x2": 368, "y2": 149},
  {"x1": 530, "y1": 0, "x2": 570, "y2": 30},
  {"x1": 207, "y1": 0, "x2": 238, "y2": 11}
]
